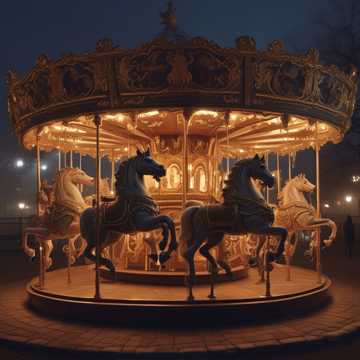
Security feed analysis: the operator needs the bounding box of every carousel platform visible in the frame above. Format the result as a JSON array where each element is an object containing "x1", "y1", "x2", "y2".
[{"x1": 27, "y1": 264, "x2": 331, "y2": 325}]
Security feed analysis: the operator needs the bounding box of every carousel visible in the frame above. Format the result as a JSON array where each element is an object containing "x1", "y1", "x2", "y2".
[{"x1": 7, "y1": 3, "x2": 358, "y2": 323}]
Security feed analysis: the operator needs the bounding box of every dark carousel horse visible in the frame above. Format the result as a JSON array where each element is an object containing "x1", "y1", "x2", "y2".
[
  {"x1": 180, "y1": 155, "x2": 288, "y2": 301},
  {"x1": 80, "y1": 149, "x2": 177, "y2": 274}
]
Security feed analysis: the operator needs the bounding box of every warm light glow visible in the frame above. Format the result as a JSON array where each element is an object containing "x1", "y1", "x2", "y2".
[
  {"x1": 41, "y1": 164, "x2": 48, "y2": 171},
  {"x1": 345, "y1": 195, "x2": 353, "y2": 203},
  {"x1": 52, "y1": 125, "x2": 86, "y2": 134},
  {"x1": 194, "y1": 110, "x2": 218, "y2": 117},
  {"x1": 18, "y1": 202, "x2": 25, "y2": 210},
  {"x1": 324, "y1": 203, "x2": 330, "y2": 208},
  {"x1": 352, "y1": 175, "x2": 360, "y2": 183},
  {"x1": 138, "y1": 111, "x2": 160, "y2": 118},
  {"x1": 15, "y1": 159, "x2": 24, "y2": 168},
  {"x1": 124, "y1": 147, "x2": 128, "y2": 152},
  {"x1": 105, "y1": 113, "x2": 126, "y2": 121}
]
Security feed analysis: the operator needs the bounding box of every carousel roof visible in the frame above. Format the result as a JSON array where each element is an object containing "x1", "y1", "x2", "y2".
[{"x1": 6, "y1": 3, "x2": 358, "y2": 158}]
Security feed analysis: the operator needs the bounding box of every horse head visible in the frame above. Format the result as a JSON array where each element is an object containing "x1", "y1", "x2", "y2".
[
  {"x1": 292, "y1": 173, "x2": 315, "y2": 193},
  {"x1": 248, "y1": 154, "x2": 274, "y2": 188},
  {"x1": 134, "y1": 148, "x2": 166, "y2": 182},
  {"x1": 55, "y1": 167, "x2": 93, "y2": 212},
  {"x1": 69, "y1": 168, "x2": 94, "y2": 186}
]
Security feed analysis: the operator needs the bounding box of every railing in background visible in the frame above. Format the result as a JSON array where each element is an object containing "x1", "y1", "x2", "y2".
[{"x1": 0, "y1": 217, "x2": 32, "y2": 251}]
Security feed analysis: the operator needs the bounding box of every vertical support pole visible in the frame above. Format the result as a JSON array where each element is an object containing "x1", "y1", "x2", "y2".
[
  {"x1": 36, "y1": 132, "x2": 44, "y2": 288},
  {"x1": 58, "y1": 151, "x2": 61, "y2": 171},
  {"x1": 182, "y1": 111, "x2": 190, "y2": 206},
  {"x1": 288, "y1": 153, "x2": 292, "y2": 179},
  {"x1": 225, "y1": 113, "x2": 230, "y2": 176},
  {"x1": 94, "y1": 114, "x2": 102, "y2": 300},
  {"x1": 315, "y1": 124, "x2": 321, "y2": 284},
  {"x1": 64, "y1": 152, "x2": 67, "y2": 168},
  {"x1": 265, "y1": 237, "x2": 271, "y2": 297},
  {"x1": 265, "y1": 153, "x2": 270, "y2": 203},
  {"x1": 276, "y1": 152, "x2": 281, "y2": 195},
  {"x1": 79, "y1": 153, "x2": 83, "y2": 193},
  {"x1": 111, "y1": 150, "x2": 115, "y2": 194},
  {"x1": 70, "y1": 150, "x2": 73, "y2": 168}
]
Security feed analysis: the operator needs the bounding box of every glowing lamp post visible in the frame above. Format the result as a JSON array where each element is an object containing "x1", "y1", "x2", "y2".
[
  {"x1": 15, "y1": 159, "x2": 24, "y2": 168},
  {"x1": 18, "y1": 202, "x2": 26, "y2": 210},
  {"x1": 345, "y1": 195, "x2": 352, "y2": 203}
]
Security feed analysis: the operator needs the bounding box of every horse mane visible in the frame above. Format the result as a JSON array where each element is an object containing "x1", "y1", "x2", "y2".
[
  {"x1": 115, "y1": 156, "x2": 141, "y2": 194},
  {"x1": 222, "y1": 159, "x2": 252, "y2": 198}
]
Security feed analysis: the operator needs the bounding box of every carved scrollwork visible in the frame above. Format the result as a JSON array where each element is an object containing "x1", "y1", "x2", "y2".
[
  {"x1": 155, "y1": 136, "x2": 182, "y2": 154},
  {"x1": 61, "y1": 62, "x2": 95, "y2": 98}
]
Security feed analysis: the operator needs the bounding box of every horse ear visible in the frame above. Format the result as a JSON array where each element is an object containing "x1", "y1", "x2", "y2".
[
  {"x1": 145, "y1": 147, "x2": 150, "y2": 157},
  {"x1": 254, "y1": 154, "x2": 260, "y2": 161},
  {"x1": 136, "y1": 148, "x2": 142, "y2": 157},
  {"x1": 260, "y1": 155, "x2": 265, "y2": 162}
]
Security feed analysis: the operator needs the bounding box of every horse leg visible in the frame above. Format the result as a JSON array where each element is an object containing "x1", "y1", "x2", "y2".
[
  {"x1": 199, "y1": 233, "x2": 224, "y2": 299},
  {"x1": 42, "y1": 239, "x2": 53, "y2": 270},
  {"x1": 158, "y1": 224, "x2": 169, "y2": 251},
  {"x1": 260, "y1": 226, "x2": 288, "y2": 263},
  {"x1": 285, "y1": 232, "x2": 294, "y2": 281},
  {"x1": 257, "y1": 235, "x2": 267, "y2": 282},
  {"x1": 134, "y1": 213, "x2": 177, "y2": 264}
]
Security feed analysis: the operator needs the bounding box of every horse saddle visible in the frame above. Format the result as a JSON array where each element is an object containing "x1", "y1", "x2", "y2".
[
  {"x1": 101, "y1": 200, "x2": 129, "y2": 226},
  {"x1": 101, "y1": 195, "x2": 159, "y2": 230}
]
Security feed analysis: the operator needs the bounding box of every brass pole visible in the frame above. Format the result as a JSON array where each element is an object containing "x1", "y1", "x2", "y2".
[
  {"x1": 94, "y1": 114, "x2": 102, "y2": 300},
  {"x1": 265, "y1": 237, "x2": 271, "y2": 297},
  {"x1": 226, "y1": 116, "x2": 230, "y2": 176},
  {"x1": 58, "y1": 151, "x2": 61, "y2": 171},
  {"x1": 315, "y1": 124, "x2": 321, "y2": 284},
  {"x1": 70, "y1": 150, "x2": 73, "y2": 168},
  {"x1": 111, "y1": 150, "x2": 115, "y2": 193},
  {"x1": 36, "y1": 132, "x2": 44, "y2": 288},
  {"x1": 182, "y1": 112, "x2": 189, "y2": 206},
  {"x1": 276, "y1": 153, "x2": 281, "y2": 195},
  {"x1": 265, "y1": 153, "x2": 270, "y2": 203},
  {"x1": 288, "y1": 153, "x2": 292, "y2": 179},
  {"x1": 79, "y1": 153, "x2": 83, "y2": 192}
]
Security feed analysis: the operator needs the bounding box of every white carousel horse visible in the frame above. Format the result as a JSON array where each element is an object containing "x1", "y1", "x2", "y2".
[
  {"x1": 256, "y1": 174, "x2": 337, "y2": 280},
  {"x1": 22, "y1": 167, "x2": 93, "y2": 270}
]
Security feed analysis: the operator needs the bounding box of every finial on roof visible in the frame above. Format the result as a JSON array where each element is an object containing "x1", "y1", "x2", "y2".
[{"x1": 160, "y1": 1, "x2": 177, "y2": 31}]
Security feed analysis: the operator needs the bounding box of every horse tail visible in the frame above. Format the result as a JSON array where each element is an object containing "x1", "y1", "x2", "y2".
[{"x1": 180, "y1": 206, "x2": 199, "y2": 257}]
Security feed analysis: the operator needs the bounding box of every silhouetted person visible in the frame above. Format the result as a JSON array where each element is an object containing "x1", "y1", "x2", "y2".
[{"x1": 343, "y1": 215, "x2": 355, "y2": 259}]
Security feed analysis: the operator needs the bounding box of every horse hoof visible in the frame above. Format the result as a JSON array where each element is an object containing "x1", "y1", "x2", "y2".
[
  {"x1": 159, "y1": 251, "x2": 170, "y2": 264},
  {"x1": 148, "y1": 254, "x2": 158, "y2": 264}
]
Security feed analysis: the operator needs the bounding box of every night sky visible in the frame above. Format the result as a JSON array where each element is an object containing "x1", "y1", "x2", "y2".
[{"x1": 0, "y1": 0, "x2": 352, "y2": 216}]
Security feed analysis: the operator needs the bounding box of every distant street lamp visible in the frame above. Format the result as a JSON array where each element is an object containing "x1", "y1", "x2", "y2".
[
  {"x1": 345, "y1": 195, "x2": 353, "y2": 203},
  {"x1": 41, "y1": 164, "x2": 48, "y2": 171},
  {"x1": 324, "y1": 203, "x2": 330, "y2": 208},
  {"x1": 352, "y1": 175, "x2": 360, "y2": 183},
  {"x1": 15, "y1": 159, "x2": 24, "y2": 168},
  {"x1": 18, "y1": 202, "x2": 26, "y2": 210}
]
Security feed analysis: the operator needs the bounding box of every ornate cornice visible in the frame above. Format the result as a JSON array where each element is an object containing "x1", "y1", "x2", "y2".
[{"x1": 7, "y1": 35, "x2": 358, "y2": 141}]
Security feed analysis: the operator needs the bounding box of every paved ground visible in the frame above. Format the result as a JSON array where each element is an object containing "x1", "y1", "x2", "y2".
[{"x1": 0, "y1": 236, "x2": 360, "y2": 359}]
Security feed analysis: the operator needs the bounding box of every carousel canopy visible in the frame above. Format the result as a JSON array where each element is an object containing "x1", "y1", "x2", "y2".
[{"x1": 6, "y1": 5, "x2": 358, "y2": 158}]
